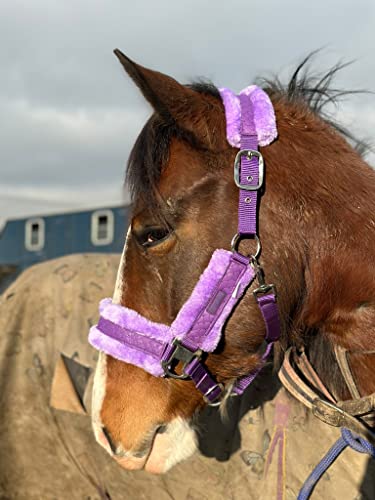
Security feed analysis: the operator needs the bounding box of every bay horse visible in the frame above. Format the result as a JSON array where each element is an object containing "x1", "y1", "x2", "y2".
[{"x1": 90, "y1": 50, "x2": 375, "y2": 477}]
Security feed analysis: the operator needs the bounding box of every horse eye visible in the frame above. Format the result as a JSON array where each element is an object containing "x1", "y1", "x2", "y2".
[{"x1": 138, "y1": 227, "x2": 171, "y2": 248}]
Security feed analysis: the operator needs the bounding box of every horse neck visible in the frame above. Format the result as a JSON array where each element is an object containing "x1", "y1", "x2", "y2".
[{"x1": 265, "y1": 103, "x2": 375, "y2": 400}]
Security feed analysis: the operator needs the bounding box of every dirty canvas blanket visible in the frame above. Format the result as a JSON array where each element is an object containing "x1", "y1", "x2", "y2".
[{"x1": 0, "y1": 254, "x2": 374, "y2": 499}]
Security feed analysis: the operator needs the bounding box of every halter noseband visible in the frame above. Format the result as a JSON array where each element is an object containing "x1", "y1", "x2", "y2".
[{"x1": 89, "y1": 85, "x2": 280, "y2": 405}]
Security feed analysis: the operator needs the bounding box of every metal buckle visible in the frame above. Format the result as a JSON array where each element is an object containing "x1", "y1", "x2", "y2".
[
  {"x1": 161, "y1": 339, "x2": 202, "y2": 380},
  {"x1": 234, "y1": 149, "x2": 264, "y2": 191},
  {"x1": 312, "y1": 398, "x2": 349, "y2": 428}
]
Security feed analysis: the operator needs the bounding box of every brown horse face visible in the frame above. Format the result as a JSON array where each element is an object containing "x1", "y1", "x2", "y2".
[{"x1": 91, "y1": 51, "x2": 265, "y2": 473}]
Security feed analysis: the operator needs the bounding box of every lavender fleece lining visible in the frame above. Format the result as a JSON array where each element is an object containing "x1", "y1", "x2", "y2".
[
  {"x1": 172, "y1": 251, "x2": 254, "y2": 352},
  {"x1": 89, "y1": 322, "x2": 167, "y2": 376},
  {"x1": 89, "y1": 250, "x2": 255, "y2": 376},
  {"x1": 89, "y1": 299, "x2": 173, "y2": 376},
  {"x1": 219, "y1": 85, "x2": 277, "y2": 147}
]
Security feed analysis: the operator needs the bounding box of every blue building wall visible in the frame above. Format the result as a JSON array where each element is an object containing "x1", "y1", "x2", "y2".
[{"x1": 0, "y1": 205, "x2": 130, "y2": 277}]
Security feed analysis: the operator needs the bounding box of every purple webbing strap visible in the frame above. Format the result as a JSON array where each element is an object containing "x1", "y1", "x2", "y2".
[
  {"x1": 185, "y1": 358, "x2": 222, "y2": 403},
  {"x1": 233, "y1": 293, "x2": 280, "y2": 395},
  {"x1": 98, "y1": 317, "x2": 168, "y2": 359},
  {"x1": 257, "y1": 294, "x2": 281, "y2": 343},
  {"x1": 233, "y1": 342, "x2": 274, "y2": 395},
  {"x1": 238, "y1": 93, "x2": 259, "y2": 236},
  {"x1": 232, "y1": 93, "x2": 280, "y2": 396},
  {"x1": 159, "y1": 344, "x2": 222, "y2": 403}
]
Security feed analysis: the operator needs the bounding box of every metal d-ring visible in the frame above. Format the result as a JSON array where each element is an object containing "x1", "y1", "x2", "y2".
[
  {"x1": 204, "y1": 383, "x2": 225, "y2": 406},
  {"x1": 231, "y1": 233, "x2": 262, "y2": 260}
]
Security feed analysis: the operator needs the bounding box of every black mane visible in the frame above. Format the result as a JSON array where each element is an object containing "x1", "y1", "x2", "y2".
[
  {"x1": 258, "y1": 53, "x2": 370, "y2": 155},
  {"x1": 126, "y1": 54, "x2": 369, "y2": 205}
]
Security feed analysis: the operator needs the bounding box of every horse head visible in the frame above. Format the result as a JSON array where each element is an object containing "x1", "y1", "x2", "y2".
[{"x1": 89, "y1": 51, "x2": 375, "y2": 474}]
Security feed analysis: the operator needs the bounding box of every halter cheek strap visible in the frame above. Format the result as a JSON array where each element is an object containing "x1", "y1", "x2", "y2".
[
  {"x1": 230, "y1": 89, "x2": 279, "y2": 396},
  {"x1": 88, "y1": 85, "x2": 280, "y2": 405}
]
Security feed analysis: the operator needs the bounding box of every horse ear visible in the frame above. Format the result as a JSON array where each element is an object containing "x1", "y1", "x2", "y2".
[{"x1": 113, "y1": 49, "x2": 226, "y2": 149}]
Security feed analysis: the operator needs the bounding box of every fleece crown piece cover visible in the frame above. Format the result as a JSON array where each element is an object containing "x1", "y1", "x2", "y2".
[{"x1": 219, "y1": 85, "x2": 278, "y2": 147}]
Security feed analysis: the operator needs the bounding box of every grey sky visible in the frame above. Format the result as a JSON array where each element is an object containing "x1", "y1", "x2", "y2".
[{"x1": 1, "y1": 0, "x2": 374, "y2": 220}]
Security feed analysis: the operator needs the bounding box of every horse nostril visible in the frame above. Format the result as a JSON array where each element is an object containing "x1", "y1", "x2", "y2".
[
  {"x1": 155, "y1": 424, "x2": 167, "y2": 435},
  {"x1": 102, "y1": 426, "x2": 118, "y2": 454}
]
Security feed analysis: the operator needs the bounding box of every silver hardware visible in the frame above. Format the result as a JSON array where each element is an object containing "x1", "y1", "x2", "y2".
[
  {"x1": 161, "y1": 338, "x2": 202, "y2": 380},
  {"x1": 245, "y1": 197, "x2": 251, "y2": 204},
  {"x1": 253, "y1": 283, "x2": 277, "y2": 298},
  {"x1": 312, "y1": 398, "x2": 349, "y2": 429},
  {"x1": 234, "y1": 149, "x2": 264, "y2": 191},
  {"x1": 204, "y1": 383, "x2": 224, "y2": 406},
  {"x1": 251, "y1": 260, "x2": 277, "y2": 298},
  {"x1": 206, "y1": 400, "x2": 222, "y2": 407},
  {"x1": 246, "y1": 175, "x2": 253, "y2": 182},
  {"x1": 231, "y1": 233, "x2": 261, "y2": 260},
  {"x1": 208, "y1": 383, "x2": 240, "y2": 406}
]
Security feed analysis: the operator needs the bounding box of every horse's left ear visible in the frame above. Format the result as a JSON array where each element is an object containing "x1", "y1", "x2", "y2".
[{"x1": 114, "y1": 49, "x2": 227, "y2": 149}]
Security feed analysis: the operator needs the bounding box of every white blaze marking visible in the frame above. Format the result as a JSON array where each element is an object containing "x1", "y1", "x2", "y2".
[
  {"x1": 91, "y1": 351, "x2": 112, "y2": 455},
  {"x1": 91, "y1": 227, "x2": 131, "y2": 449}
]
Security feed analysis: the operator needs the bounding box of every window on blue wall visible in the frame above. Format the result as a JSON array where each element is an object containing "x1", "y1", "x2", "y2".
[
  {"x1": 91, "y1": 210, "x2": 114, "y2": 246},
  {"x1": 25, "y1": 218, "x2": 45, "y2": 251}
]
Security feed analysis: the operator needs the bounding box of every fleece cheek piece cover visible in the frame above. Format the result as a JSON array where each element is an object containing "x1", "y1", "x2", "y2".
[{"x1": 88, "y1": 249, "x2": 255, "y2": 377}]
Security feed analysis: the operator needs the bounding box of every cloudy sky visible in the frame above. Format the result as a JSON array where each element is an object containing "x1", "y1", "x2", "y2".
[{"x1": 1, "y1": 0, "x2": 374, "y2": 222}]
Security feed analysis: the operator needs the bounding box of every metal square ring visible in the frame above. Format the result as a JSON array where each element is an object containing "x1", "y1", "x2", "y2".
[{"x1": 161, "y1": 339, "x2": 202, "y2": 380}]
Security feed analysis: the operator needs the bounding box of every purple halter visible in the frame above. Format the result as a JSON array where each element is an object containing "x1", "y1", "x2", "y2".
[{"x1": 89, "y1": 85, "x2": 280, "y2": 405}]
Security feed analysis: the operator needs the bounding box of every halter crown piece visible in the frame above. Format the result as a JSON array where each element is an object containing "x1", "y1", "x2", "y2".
[{"x1": 88, "y1": 85, "x2": 280, "y2": 405}]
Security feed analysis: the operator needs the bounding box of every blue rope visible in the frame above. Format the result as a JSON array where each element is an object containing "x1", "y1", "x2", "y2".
[{"x1": 297, "y1": 428, "x2": 375, "y2": 500}]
